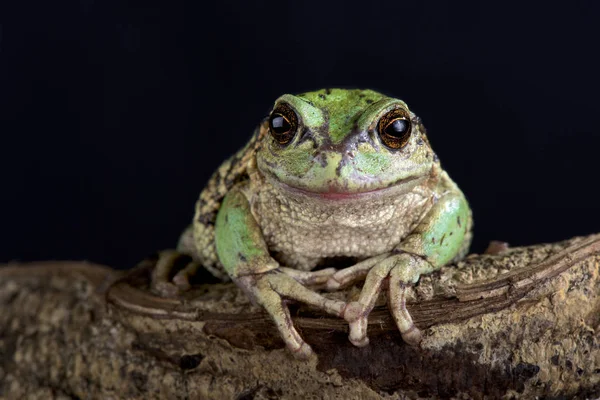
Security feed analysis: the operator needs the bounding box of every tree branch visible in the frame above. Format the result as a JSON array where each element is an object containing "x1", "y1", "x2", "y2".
[{"x1": 1, "y1": 234, "x2": 599, "y2": 399}]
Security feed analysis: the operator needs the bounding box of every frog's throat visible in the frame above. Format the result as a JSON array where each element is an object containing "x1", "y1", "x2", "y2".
[{"x1": 263, "y1": 172, "x2": 427, "y2": 202}]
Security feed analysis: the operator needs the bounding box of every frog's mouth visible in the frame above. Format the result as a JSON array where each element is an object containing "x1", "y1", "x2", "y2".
[{"x1": 266, "y1": 173, "x2": 425, "y2": 201}]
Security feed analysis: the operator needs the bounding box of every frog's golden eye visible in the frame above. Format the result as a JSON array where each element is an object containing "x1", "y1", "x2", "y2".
[
  {"x1": 377, "y1": 109, "x2": 412, "y2": 150},
  {"x1": 268, "y1": 104, "x2": 298, "y2": 146}
]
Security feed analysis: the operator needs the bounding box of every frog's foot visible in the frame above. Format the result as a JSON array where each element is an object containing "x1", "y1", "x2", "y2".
[
  {"x1": 280, "y1": 267, "x2": 337, "y2": 287},
  {"x1": 236, "y1": 269, "x2": 348, "y2": 359},
  {"x1": 341, "y1": 252, "x2": 429, "y2": 347},
  {"x1": 325, "y1": 253, "x2": 390, "y2": 290},
  {"x1": 150, "y1": 250, "x2": 201, "y2": 297}
]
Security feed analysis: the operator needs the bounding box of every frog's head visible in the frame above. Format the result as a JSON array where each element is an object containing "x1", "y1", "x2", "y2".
[{"x1": 255, "y1": 88, "x2": 438, "y2": 200}]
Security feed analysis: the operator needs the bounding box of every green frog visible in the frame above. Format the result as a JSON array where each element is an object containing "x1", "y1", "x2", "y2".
[{"x1": 152, "y1": 88, "x2": 472, "y2": 359}]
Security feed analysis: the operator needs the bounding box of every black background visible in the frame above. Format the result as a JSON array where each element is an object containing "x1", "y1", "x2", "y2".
[{"x1": 1, "y1": 1, "x2": 599, "y2": 269}]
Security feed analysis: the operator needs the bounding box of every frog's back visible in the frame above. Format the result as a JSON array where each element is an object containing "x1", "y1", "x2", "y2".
[{"x1": 183, "y1": 125, "x2": 266, "y2": 279}]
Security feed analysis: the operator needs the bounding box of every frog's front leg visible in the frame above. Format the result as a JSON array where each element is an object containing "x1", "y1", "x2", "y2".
[
  {"x1": 216, "y1": 188, "x2": 347, "y2": 359},
  {"x1": 330, "y1": 192, "x2": 471, "y2": 347}
]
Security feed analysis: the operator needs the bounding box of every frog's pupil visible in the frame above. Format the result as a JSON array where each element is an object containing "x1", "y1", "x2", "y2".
[
  {"x1": 386, "y1": 119, "x2": 409, "y2": 137},
  {"x1": 271, "y1": 114, "x2": 291, "y2": 133}
]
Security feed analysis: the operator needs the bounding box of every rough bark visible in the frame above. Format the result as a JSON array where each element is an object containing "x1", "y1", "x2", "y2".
[{"x1": 1, "y1": 234, "x2": 599, "y2": 399}]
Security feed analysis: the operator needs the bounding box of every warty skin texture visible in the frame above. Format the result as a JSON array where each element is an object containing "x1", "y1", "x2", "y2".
[{"x1": 159, "y1": 88, "x2": 473, "y2": 358}]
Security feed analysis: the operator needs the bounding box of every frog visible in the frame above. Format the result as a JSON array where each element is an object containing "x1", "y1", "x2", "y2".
[{"x1": 151, "y1": 88, "x2": 472, "y2": 359}]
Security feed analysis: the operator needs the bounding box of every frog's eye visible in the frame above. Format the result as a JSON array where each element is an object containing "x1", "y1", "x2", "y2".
[
  {"x1": 377, "y1": 109, "x2": 412, "y2": 150},
  {"x1": 268, "y1": 104, "x2": 298, "y2": 146}
]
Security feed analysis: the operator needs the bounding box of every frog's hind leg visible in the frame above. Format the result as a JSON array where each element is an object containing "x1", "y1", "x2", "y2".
[
  {"x1": 150, "y1": 225, "x2": 203, "y2": 296},
  {"x1": 150, "y1": 249, "x2": 202, "y2": 296},
  {"x1": 171, "y1": 259, "x2": 203, "y2": 291}
]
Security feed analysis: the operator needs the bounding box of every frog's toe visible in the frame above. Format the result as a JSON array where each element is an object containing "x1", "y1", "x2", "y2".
[
  {"x1": 388, "y1": 265, "x2": 423, "y2": 346},
  {"x1": 290, "y1": 342, "x2": 314, "y2": 360},
  {"x1": 266, "y1": 272, "x2": 347, "y2": 317},
  {"x1": 171, "y1": 273, "x2": 191, "y2": 291},
  {"x1": 342, "y1": 302, "x2": 371, "y2": 347},
  {"x1": 341, "y1": 301, "x2": 362, "y2": 321},
  {"x1": 238, "y1": 271, "x2": 347, "y2": 359},
  {"x1": 339, "y1": 259, "x2": 400, "y2": 347},
  {"x1": 149, "y1": 250, "x2": 201, "y2": 297},
  {"x1": 348, "y1": 319, "x2": 370, "y2": 347},
  {"x1": 280, "y1": 267, "x2": 337, "y2": 287},
  {"x1": 401, "y1": 325, "x2": 423, "y2": 346},
  {"x1": 151, "y1": 250, "x2": 186, "y2": 297},
  {"x1": 172, "y1": 260, "x2": 202, "y2": 291},
  {"x1": 152, "y1": 280, "x2": 181, "y2": 297},
  {"x1": 247, "y1": 281, "x2": 312, "y2": 359},
  {"x1": 325, "y1": 275, "x2": 343, "y2": 291},
  {"x1": 325, "y1": 254, "x2": 390, "y2": 291}
]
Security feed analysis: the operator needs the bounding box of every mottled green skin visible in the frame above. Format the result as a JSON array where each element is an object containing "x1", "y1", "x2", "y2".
[
  {"x1": 215, "y1": 190, "x2": 277, "y2": 276},
  {"x1": 212, "y1": 88, "x2": 471, "y2": 278},
  {"x1": 394, "y1": 177, "x2": 472, "y2": 280},
  {"x1": 421, "y1": 195, "x2": 471, "y2": 266},
  {"x1": 256, "y1": 89, "x2": 431, "y2": 195},
  {"x1": 182, "y1": 88, "x2": 474, "y2": 354},
  {"x1": 296, "y1": 89, "x2": 387, "y2": 143}
]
